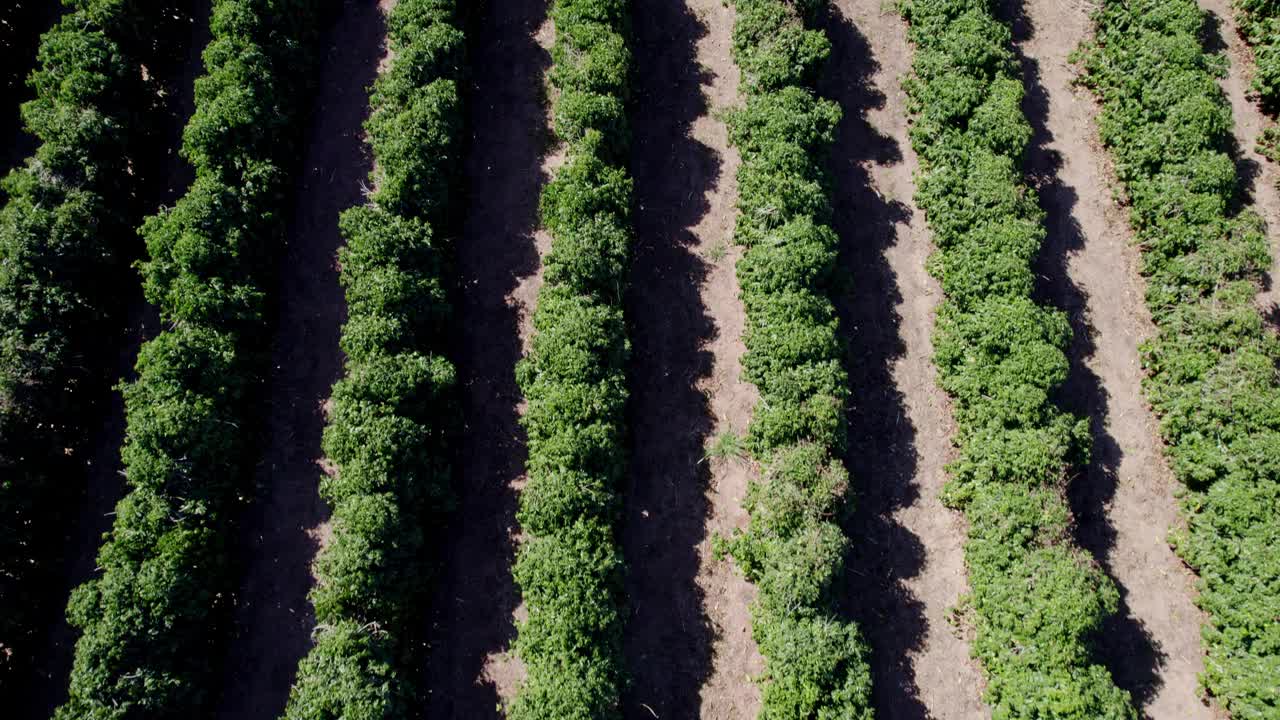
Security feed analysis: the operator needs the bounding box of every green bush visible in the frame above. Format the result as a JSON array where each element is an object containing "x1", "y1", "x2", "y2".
[
  {"x1": 284, "y1": 622, "x2": 405, "y2": 720},
  {"x1": 281, "y1": 3, "x2": 465, "y2": 717},
  {"x1": 1080, "y1": 1, "x2": 1280, "y2": 713},
  {"x1": 506, "y1": 0, "x2": 633, "y2": 717},
  {"x1": 900, "y1": 0, "x2": 1136, "y2": 716},
  {"x1": 53, "y1": 1, "x2": 327, "y2": 717},
  {"x1": 719, "y1": 0, "x2": 874, "y2": 717},
  {"x1": 0, "y1": 0, "x2": 187, "y2": 694}
]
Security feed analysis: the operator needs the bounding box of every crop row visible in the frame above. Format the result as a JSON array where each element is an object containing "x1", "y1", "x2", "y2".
[
  {"x1": 0, "y1": 0, "x2": 183, "y2": 696},
  {"x1": 1237, "y1": 0, "x2": 1280, "y2": 166},
  {"x1": 54, "y1": 1, "x2": 327, "y2": 717},
  {"x1": 281, "y1": 1, "x2": 465, "y2": 718},
  {"x1": 1236, "y1": 0, "x2": 1280, "y2": 113},
  {"x1": 1079, "y1": 0, "x2": 1280, "y2": 715},
  {"x1": 718, "y1": 0, "x2": 874, "y2": 716},
  {"x1": 900, "y1": 0, "x2": 1138, "y2": 716},
  {"x1": 507, "y1": 0, "x2": 633, "y2": 716}
]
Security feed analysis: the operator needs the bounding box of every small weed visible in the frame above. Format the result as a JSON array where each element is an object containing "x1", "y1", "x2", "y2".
[
  {"x1": 703, "y1": 429, "x2": 746, "y2": 462},
  {"x1": 705, "y1": 241, "x2": 728, "y2": 263}
]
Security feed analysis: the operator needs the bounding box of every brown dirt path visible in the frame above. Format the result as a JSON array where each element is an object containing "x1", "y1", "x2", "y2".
[
  {"x1": 212, "y1": 2, "x2": 387, "y2": 717},
  {"x1": 419, "y1": 2, "x2": 555, "y2": 715},
  {"x1": 1011, "y1": 0, "x2": 1217, "y2": 717},
  {"x1": 1196, "y1": 0, "x2": 1280, "y2": 314},
  {"x1": 621, "y1": 0, "x2": 761, "y2": 717},
  {"x1": 823, "y1": 2, "x2": 989, "y2": 718}
]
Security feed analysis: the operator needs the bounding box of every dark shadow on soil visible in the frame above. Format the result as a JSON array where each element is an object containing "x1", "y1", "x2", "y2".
[
  {"x1": 1, "y1": 1, "x2": 62, "y2": 171},
  {"x1": 16, "y1": 3, "x2": 208, "y2": 716},
  {"x1": 1007, "y1": 3, "x2": 1165, "y2": 710},
  {"x1": 418, "y1": 0, "x2": 549, "y2": 716},
  {"x1": 620, "y1": 0, "x2": 717, "y2": 717},
  {"x1": 820, "y1": 7, "x2": 925, "y2": 720},
  {"x1": 212, "y1": 2, "x2": 383, "y2": 718}
]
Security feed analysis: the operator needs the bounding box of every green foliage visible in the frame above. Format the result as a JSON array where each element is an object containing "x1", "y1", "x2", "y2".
[
  {"x1": 53, "y1": 1, "x2": 328, "y2": 717},
  {"x1": 284, "y1": 622, "x2": 406, "y2": 720},
  {"x1": 1080, "y1": 0, "x2": 1280, "y2": 713},
  {"x1": 282, "y1": 3, "x2": 465, "y2": 717},
  {"x1": 900, "y1": 0, "x2": 1135, "y2": 716},
  {"x1": 0, "y1": 0, "x2": 186, "y2": 692},
  {"x1": 506, "y1": 0, "x2": 633, "y2": 717},
  {"x1": 705, "y1": 430, "x2": 747, "y2": 461},
  {"x1": 720, "y1": 0, "x2": 873, "y2": 717},
  {"x1": 1237, "y1": 0, "x2": 1280, "y2": 112}
]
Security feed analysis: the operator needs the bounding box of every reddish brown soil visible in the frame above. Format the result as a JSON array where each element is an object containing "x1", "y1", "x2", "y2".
[
  {"x1": 824, "y1": 1, "x2": 989, "y2": 718},
  {"x1": 418, "y1": 2, "x2": 554, "y2": 715},
  {"x1": 212, "y1": 3, "x2": 387, "y2": 717},
  {"x1": 1012, "y1": 0, "x2": 1218, "y2": 717},
  {"x1": 1196, "y1": 0, "x2": 1280, "y2": 315},
  {"x1": 622, "y1": 0, "x2": 762, "y2": 716}
]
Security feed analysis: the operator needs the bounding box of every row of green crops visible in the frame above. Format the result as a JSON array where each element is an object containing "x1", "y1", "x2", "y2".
[
  {"x1": 900, "y1": 0, "x2": 1137, "y2": 716},
  {"x1": 281, "y1": 0, "x2": 465, "y2": 717},
  {"x1": 0, "y1": 0, "x2": 184, "y2": 694},
  {"x1": 507, "y1": 0, "x2": 633, "y2": 715},
  {"x1": 1235, "y1": 0, "x2": 1280, "y2": 113},
  {"x1": 718, "y1": 0, "x2": 875, "y2": 716},
  {"x1": 1079, "y1": 0, "x2": 1280, "y2": 715},
  {"x1": 54, "y1": 1, "x2": 328, "y2": 717},
  {"x1": 1238, "y1": 1, "x2": 1280, "y2": 170}
]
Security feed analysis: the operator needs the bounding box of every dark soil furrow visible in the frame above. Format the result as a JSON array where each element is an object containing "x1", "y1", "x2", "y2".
[
  {"x1": 419, "y1": 1, "x2": 553, "y2": 715},
  {"x1": 213, "y1": 3, "x2": 387, "y2": 717},
  {"x1": 826, "y1": 1, "x2": 989, "y2": 718},
  {"x1": 622, "y1": 0, "x2": 758, "y2": 716}
]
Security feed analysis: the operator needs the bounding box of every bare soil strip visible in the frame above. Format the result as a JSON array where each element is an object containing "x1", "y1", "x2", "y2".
[
  {"x1": 823, "y1": 2, "x2": 989, "y2": 719},
  {"x1": 621, "y1": 0, "x2": 761, "y2": 716},
  {"x1": 419, "y1": 2, "x2": 555, "y2": 715},
  {"x1": 19, "y1": 4, "x2": 210, "y2": 715},
  {"x1": 1012, "y1": 0, "x2": 1217, "y2": 717},
  {"x1": 1, "y1": 2, "x2": 62, "y2": 171},
  {"x1": 212, "y1": 3, "x2": 387, "y2": 717},
  {"x1": 1195, "y1": 0, "x2": 1280, "y2": 314}
]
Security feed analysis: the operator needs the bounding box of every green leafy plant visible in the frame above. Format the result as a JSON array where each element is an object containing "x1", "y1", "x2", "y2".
[
  {"x1": 53, "y1": 1, "x2": 329, "y2": 717},
  {"x1": 899, "y1": 0, "x2": 1136, "y2": 716},
  {"x1": 0, "y1": 0, "x2": 188, "y2": 695},
  {"x1": 280, "y1": 3, "x2": 465, "y2": 718},
  {"x1": 704, "y1": 429, "x2": 747, "y2": 462},
  {"x1": 507, "y1": 0, "x2": 634, "y2": 717},
  {"x1": 718, "y1": 0, "x2": 875, "y2": 717},
  {"x1": 1079, "y1": 0, "x2": 1280, "y2": 715}
]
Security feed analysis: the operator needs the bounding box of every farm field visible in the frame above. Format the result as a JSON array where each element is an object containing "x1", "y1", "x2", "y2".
[{"x1": 1, "y1": 0, "x2": 1278, "y2": 718}]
